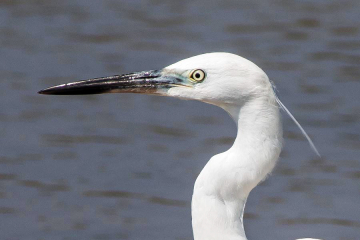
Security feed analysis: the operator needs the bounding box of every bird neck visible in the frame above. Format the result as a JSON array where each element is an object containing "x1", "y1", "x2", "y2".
[{"x1": 192, "y1": 93, "x2": 282, "y2": 240}]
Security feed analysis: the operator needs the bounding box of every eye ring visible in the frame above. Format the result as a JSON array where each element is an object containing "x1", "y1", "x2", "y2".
[{"x1": 189, "y1": 69, "x2": 206, "y2": 82}]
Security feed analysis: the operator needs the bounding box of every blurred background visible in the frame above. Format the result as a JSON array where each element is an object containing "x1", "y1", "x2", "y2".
[{"x1": 0, "y1": 0, "x2": 359, "y2": 240}]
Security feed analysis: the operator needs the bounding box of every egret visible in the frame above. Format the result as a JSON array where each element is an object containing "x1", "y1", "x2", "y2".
[{"x1": 39, "y1": 53, "x2": 321, "y2": 240}]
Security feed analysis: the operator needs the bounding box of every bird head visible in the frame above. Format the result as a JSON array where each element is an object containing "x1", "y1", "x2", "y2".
[{"x1": 39, "y1": 53, "x2": 273, "y2": 109}]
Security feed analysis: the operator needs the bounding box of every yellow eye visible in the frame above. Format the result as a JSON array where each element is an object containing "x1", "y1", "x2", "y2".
[{"x1": 189, "y1": 69, "x2": 206, "y2": 82}]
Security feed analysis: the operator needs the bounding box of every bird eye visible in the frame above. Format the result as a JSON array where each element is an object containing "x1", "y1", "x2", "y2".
[{"x1": 189, "y1": 69, "x2": 206, "y2": 82}]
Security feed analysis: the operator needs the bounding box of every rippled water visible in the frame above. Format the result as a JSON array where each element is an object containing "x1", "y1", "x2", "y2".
[{"x1": 0, "y1": 1, "x2": 359, "y2": 240}]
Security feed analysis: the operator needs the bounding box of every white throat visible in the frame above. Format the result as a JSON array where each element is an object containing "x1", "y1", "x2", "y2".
[{"x1": 191, "y1": 91, "x2": 283, "y2": 240}]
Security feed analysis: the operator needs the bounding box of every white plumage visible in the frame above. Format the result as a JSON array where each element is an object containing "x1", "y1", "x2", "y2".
[{"x1": 39, "y1": 52, "x2": 321, "y2": 240}]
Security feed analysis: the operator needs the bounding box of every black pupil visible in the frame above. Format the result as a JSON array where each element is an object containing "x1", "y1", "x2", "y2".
[{"x1": 195, "y1": 72, "x2": 201, "y2": 79}]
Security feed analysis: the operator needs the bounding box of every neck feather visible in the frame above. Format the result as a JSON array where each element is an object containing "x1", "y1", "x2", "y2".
[{"x1": 192, "y1": 92, "x2": 283, "y2": 240}]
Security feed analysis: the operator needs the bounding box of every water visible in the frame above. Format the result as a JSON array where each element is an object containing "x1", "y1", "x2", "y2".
[{"x1": 0, "y1": 1, "x2": 359, "y2": 239}]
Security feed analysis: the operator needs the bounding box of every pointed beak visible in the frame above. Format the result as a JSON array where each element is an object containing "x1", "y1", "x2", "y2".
[{"x1": 38, "y1": 70, "x2": 186, "y2": 95}]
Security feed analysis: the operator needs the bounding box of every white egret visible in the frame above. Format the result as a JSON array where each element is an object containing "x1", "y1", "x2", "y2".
[{"x1": 39, "y1": 53, "x2": 321, "y2": 240}]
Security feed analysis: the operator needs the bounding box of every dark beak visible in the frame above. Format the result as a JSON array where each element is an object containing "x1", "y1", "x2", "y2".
[{"x1": 38, "y1": 70, "x2": 182, "y2": 95}]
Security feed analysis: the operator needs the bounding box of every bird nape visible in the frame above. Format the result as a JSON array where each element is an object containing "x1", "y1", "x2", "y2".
[{"x1": 39, "y1": 52, "x2": 321, "y2": 240}]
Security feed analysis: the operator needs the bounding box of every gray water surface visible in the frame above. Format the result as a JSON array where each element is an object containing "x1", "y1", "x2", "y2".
[{"x1": 0, "y1": 1, "x2": 359, "y2": 240}]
